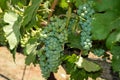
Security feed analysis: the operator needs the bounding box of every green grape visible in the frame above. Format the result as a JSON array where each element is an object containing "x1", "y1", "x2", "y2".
[
  {"x1": 92, "y1": 48, "x2": 105, "y2": 57},
  {"x1": 20, "y1": 32, "x2": 30, "y2": 47},
  {"x1": 20, "y1": 28, "x2": 41, "y2": 47},
  {"x1": 39, "y1": 17, "x2": 68, "y2": 79},
  {"x1": 77, "y1": 1, "x2": 94, "y2": 51}
]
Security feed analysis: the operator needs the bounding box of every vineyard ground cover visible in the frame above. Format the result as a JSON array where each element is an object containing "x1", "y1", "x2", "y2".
[{"x1": 0, "y1": 47, "x2": 120, "y2": 80}]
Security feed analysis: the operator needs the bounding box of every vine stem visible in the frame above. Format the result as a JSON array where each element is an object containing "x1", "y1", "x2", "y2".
[
  {"x1": 22, "y1": 65, "x2": 27, "y2": 80},
  {"x1": 48, "y1": 0, "x2": 58, "y2": 22}
]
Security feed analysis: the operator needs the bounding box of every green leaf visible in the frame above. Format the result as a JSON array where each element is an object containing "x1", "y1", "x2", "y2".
[
  {"x1": 24, "y1": 37, "x2": 38, "y2": 65},
  {"x1": 93, "y1": 0, "x2": 120, "y2": 12},
  {"x1": 25, "y1": 53, "x2": 36, "y2": 65},
  {"x1": 3, "y1": 11, "x2": 21, "y2": 50},
  {"x1": 82, "y1": 58, "x2": 101, "y2": 72},
  {"x1": 65, "y1": 55, "x2": 100, "y2": 79},
  {"x1": 0, "y1": 19, "x2": 6, "y2": 45},
  {"x1": 11, "y1": 0, "x2": 29, "y2": 5},
  {"x1": 91, "y1": 11, "x2": 119, "y2": 40},
  {"x1": 76, "y1": 56, "x2": 101, "y2": 72},
  {"x1": 70, "y1": 66, "x2": 100, "y2": 80},
  {"x1": 65, "y1": 54, "x2": 77, "y2": 63},
  {"x1": 10, "y1": 47, "x2": 17, "y2": 62},
  {"x1": 75, "y1": 0, "x2": 84, "y2": 8},
  {"x1": 93, "y1": 0, "x2": 113, "y2": 12},
  {"x1": 106, "y1": 30, "x2": 120, "y2": 49},
  {"x1": 24, "y1": 37, "x2": 38, "y2": 55},
  {"x1": 68, "y1": 33, "x2": 81, "y2": 49},
  {"x1": 110, "y1": 17, "x2": 120, "y2": 29},
  {"x1": 65, "y1": 61, "x2": 75, "y2": 74},
  {"x1": 59, "y1": 0, "x2": 68, "y2": 9},
  {"x1": 111, "y1": 46, "x2": 120, "y2": 73},
  {"x1": 11, "y1": 0, "x2": 19, "y2": 5},
  {"x1": 64, "y1": 54, "x2": 77, "y2": 74},
  {"x1": 0, "y1": 0, "x2": 8, "y2": 10},
  {"x1": 22, "y1": 0, "x2": 42, "y2": 27},
  {"x1": 70, "y1": 68, "x2": 87, "y2": 80}
]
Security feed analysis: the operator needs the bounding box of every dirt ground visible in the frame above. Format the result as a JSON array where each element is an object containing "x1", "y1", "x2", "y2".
[{"x1": 0, "y1": 47, "x2": 69, "y2": 80}]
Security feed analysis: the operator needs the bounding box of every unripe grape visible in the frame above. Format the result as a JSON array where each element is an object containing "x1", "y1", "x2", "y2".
[
  {"x1": 39, "y1": 17, "x2": 68, "y2": 79},
  {"x1": 81, "y1": 13, "x2": 85, "y2": 17},
  {"x1": 83, "y1": 6, "x2": 87, "y2": 10},
  {"x1": 77, "y1": 2, "x2": 94, "y2": 51}
]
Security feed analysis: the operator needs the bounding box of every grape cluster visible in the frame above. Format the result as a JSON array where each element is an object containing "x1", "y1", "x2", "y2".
[
  {"x1": 77, "y1": 2, "x2": 94, "y2": 50},
  {"x1": 92, "y1": 48, "x2": 105, "y2": 57},
  {"x1": 39, "y1": 17, "x2": 68, "y2": 79}
]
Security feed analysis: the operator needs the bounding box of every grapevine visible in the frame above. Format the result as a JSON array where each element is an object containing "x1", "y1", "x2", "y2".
[
  {"x1": 77, "y1": 2, "x2": 94, "y2": 51},
  {"x1": 0, "y1": 0, "x2": 120, "y2": 79},
  {"x1": 39, "y1": 17, "x2": 68, "y2": 79}
]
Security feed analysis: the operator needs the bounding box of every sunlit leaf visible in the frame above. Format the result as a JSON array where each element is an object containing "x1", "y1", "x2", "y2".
[
  {"x1": 82, "y1": 58, "x2": 101, "y2": 72},
  {"x1": 59, "y1": 0, "x2": 68, "y2": 8},
  {"x1": 76, "y1": 56, "x2": 101, "y2": 72},
  {"x1": 3, "y1": 11, "x2": 21, "y2": 50},
  {"x1": 24, "y1": 37, "x2": 38, "y2": 55}
]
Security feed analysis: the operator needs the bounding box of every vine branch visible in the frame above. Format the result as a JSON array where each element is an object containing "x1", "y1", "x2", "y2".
[{"x1": 48, "y1": 0, "x2": 58, "y2": 22}]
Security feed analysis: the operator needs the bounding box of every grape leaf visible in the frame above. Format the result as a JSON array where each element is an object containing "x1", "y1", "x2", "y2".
[
  {"x1": 63, "y1": 54, "x2": 77, "y2": 74},
  {"x1": 11, "y1": 0, "x2": 29, "y2": 5},
  {"x1": 91, "y1": 11, "x2": 119, "y2": 40},
  {"x1": 74, "y1": 0, "x2": 84, "y2": 8},
  {"x1": 11, "y1": 0, "x2": 19, "y2": 5},
  {"x1": 68, "y1": 33, "x2": 81, "y2": 49},
  {"x1": 3, "y1": 11, "x2": 21, "y2": 50},
  {"x1": 0, "y1": 0, "x2": 8, "y2": 10},
  {"x1": 25, "y1": 53, "x2": 36, "y2": 65},
  {"x1": 59, "y1": 0, "x2": 68, "y2": 9},
  {"x1": 111, "y1": 46, "x2": 120, "y2": 73},
  {"x1": 24, "y1": 37, "x2": 38, "y2": 65},
  {"x1": 22, "y1": 0, "x2": 42, "y2": 27},
  {"x1": 64, "y1": 55, "x2": 101, "y2": 79},
  {"x1": 24, "y1": 37, "x2": 38, "y2": 55},
  {"x1": 70, "y1": 67, "x2": 100, "y2": 80},
  {"x1": 64, "y1": 54, "x2": 77, "y2": 63},
  {"x1": 82, "y1": 58, "x2": 101, "y2": 72},
  {"x1": 109, "y1": 17, "x2": 120, "y2": 30},
  {"x1": 76, "y1": 57, "x2": 101, "y2": 72},
  {"x1": 70, "y1": 69, "x2": 87, "y2": 80},
  {"x1": 93, "y1": 0, "x2": 120, "y2": 12},
  {"x1": 106, "y1": 30, "x2": 120, "y2": 49}
]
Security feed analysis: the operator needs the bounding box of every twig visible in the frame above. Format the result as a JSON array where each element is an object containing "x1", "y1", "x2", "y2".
[
  {"x1": 48, "y1": 0, "x2": 58, "y2": 22},
  {"x1": 0, "y1": 74, "x2": 11, "y2": 80},
  {"x1": 22, "y1": 65, "x2": 27, "y2": 80}
]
